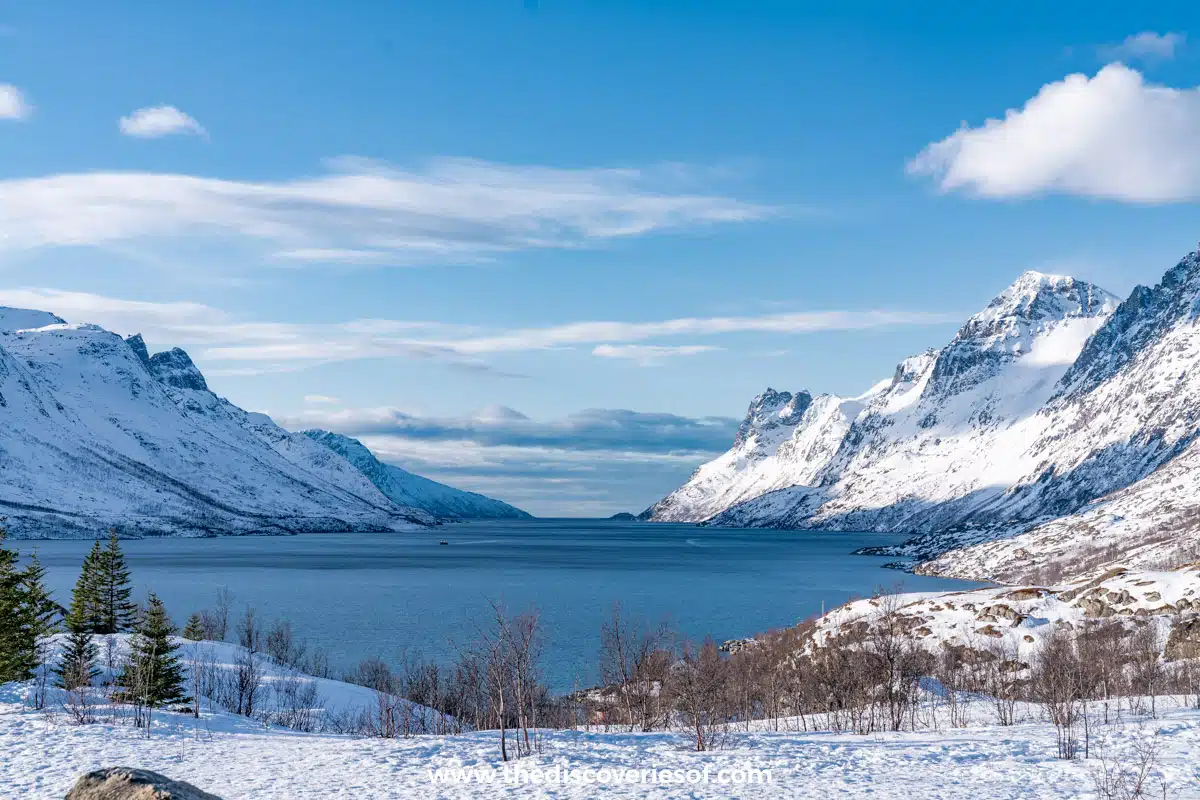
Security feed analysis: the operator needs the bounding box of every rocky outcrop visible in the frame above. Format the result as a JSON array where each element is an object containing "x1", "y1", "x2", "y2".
[
  {"x1": 65, "y1": 768, "x2": 222, "y2": 800},
  {"x1": 1165, "y1": 617, "x2": 1200, "y2": 661}
]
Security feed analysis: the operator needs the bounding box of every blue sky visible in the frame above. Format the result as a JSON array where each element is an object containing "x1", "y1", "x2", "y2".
[{"x1": 1, "y1": 2, "x2": 1199, "y2": 515}]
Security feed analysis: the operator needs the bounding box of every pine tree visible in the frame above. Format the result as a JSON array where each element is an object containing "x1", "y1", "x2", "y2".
[
  {"x1": 17, "y1": 553, "x2": 61, "y2": 688},
  {"x1": 182, "y1": 613, "x2": 207, "y2": 641},
  {"x1": 118, "y1": 594, "x2": 187, "y2": 709},
  {"x1": 95, "y1": 531, "x2": 136, "y2": 634},
  {"x1": 0, "y1": 535, "x2": 60, "y2": 684},
  {"x1": 0, "y1": 527, "x2": 25, "y2": 683},
  {"x1": 56, "y1": 613, "x2": 99, "y2": 691},
  {"x1": 57, "y1": 551, "x2": 102, "y2": 691},
  {"x1": 71, "y1": 541, "x2": 105, "y2": 634}
]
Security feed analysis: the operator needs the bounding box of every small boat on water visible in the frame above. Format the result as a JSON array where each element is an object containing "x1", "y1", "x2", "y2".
[{"x1": 439, "y1": 540, "x2": 449, "y2": 545}]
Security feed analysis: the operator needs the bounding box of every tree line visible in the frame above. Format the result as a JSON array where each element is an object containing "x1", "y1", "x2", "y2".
[{"x1": 0, "y1": 527, "x2": 188, "y2": 728}]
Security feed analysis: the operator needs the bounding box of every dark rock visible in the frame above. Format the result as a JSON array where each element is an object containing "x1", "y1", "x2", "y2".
[{"x1": 1165, "y1": 617, "x2": 1200, "y2": 661}]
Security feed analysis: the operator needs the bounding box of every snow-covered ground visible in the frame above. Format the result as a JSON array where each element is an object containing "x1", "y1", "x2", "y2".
[
  {"x1": 3, "y1": 683, "x2": 1199, "y2": 798},
  {"x1": 811, "y1": 564, "x2": 1200, "y2": 663}
]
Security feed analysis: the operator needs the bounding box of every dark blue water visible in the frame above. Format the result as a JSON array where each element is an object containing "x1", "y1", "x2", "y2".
[{"x1": 16, "y1": 520, "x2": 981, "y2": 689}]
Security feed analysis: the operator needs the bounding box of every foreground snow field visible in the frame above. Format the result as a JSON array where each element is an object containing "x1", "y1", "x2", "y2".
[{"x1": 2, "y1": 687, "x2": 1199, "y2": 799}]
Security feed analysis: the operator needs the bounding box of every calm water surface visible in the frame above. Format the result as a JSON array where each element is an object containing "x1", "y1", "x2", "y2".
[{"x1": 18, "y1": 520, "x2": 982, "y2": 689}]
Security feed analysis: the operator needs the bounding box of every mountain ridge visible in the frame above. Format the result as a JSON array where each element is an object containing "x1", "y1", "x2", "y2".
[
  {"x1": 0, "y1": 308, "x2": 513, "y2": 538},
  {"x1": 646, "y1": 259, "x2": 1200, "y2": 582}
]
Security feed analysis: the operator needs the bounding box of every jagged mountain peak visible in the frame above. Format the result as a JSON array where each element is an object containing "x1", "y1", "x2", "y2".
[
  {"x1": 918, "y1": 272, "x2": 1117, "y2": 402},
  {"x1": 967, "y1": 271, "x2": 1117, "y2": 330},
  {"x1": 148, "y1": 347, "x2": 209, "y2": 392},
  {"x1": 733, "y1": 388, "x2": 812, "y2": 448},
  {"x1": 124, "y1": 333, "x2": 153, "y2": 370}
]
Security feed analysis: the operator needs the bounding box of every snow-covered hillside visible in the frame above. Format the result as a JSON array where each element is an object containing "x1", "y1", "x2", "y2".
[
  {"x1": 304, "y1": 430, "x2": 531, "y2": 520},
  {"x1": 0, "y1": 308, "x2": 436, "y2": 537},
  {"x1": 644, "y1": 255, "x2": 1200, "y2": 581},
  {"x1": 811, "y1": 564, "x2": 1200, "y2": 663},
  {"x1": 650, "y1": 389, "x2": 832, "y2": 522}
]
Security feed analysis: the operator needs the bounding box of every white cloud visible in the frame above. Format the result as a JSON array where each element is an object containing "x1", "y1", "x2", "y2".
[
  {"x1": 0, "y1": 157, "x2": 770, "y2": 265},
  {"x1": 908, "y1": 64, "x2": 1200, "y2": 202},
  {"x1": 592, "y1": 343, "x2": 721, "y2": 366},
  {"x1": 303, "y1": 394, "x2": 340, "y2": 405},
  {"x1": 1100, "y1": 32, "x2": 1185, "y2": 62},
  {"x1": 118, "y1": 105, "x2": 207, "y2": 138},
  {"x1": 0, "y1": 287, "x2": 958, "y2": 373},
  {"x1": 0, "y1": 83, "x2": 30, "y2": 120}
]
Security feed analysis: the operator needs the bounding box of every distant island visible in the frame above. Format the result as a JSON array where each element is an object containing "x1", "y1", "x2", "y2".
[{"x1": 607, "y1": 512, "x2": 638, "y2": 521}]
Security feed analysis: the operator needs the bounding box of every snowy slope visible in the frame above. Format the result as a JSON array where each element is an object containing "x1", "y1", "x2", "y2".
[
  {"x1": 5, "y1": 673, "x2": 1200, "y2": 798},
  {"x1": 304, "y1": 430, "x2": 532, "y2": 520},
  {"x1": 0, "y1": 310, "x2": 434, "y2": 537},
  {"x1": 665, "y1": 271, "x2": 1117, "y2": 532},
  {"x1": 914, "y1": 437, "x2": 1200, "y2": 583},
  {"x1": 698, "y1": 255, "x2": 1200, "y2": 583},
  {"x1": 647, "y1": 389, "x2": 822, "y2": 522}
]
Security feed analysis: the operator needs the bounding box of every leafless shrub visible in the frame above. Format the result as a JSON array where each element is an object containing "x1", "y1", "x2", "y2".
[
  {"x1": 669, "y1": 638, "x2": 729, "y2": 751},
  {"x1": 1091, "y1": 728, "x2": 1169, "y2": 800}
]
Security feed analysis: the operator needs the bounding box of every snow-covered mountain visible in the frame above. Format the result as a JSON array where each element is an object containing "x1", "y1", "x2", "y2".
[
  {"x1": 645, "y1": 257, "x2": 1200, "y2": 579},
  {"x1": 0, "y1": 307, "x2": 437, "y2": 538},
  {"x1": 304, "y1": 430, "x2": 532, "y2": 520},
  {"x1": 651, "y1": 271, "x2": 1118, "y2": 528}
]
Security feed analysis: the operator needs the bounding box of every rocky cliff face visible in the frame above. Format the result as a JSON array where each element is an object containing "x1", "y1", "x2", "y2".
[{"x1": 0, "y1": 309, "x2": 435, "y2": 537}]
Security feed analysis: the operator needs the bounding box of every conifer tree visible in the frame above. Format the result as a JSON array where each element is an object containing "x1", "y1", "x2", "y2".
[
  {"x1": 72, "y1": 541, "x2": 105, "y2": 634},
  {"x1": 96, "y1": 531, "x2": 136, "y2": 634},
  {"x1": 118, "y1": 594, "x2": 187, "y2": 710},
  {"x1": 0, "y1": 535, "x2": 60, "y2": 684},
  {"x1": 182, "y1": 613, "x2": 207, "y2": 641},
  {"x1": 0, "y1": 527, "x2": 25, "y2": 683},
  {"x1": 56, "y1": 610, "x2": 99, "y2": 691},
  {"x1": 18, "y1": 553, "x2": 61, "y2": 691}
]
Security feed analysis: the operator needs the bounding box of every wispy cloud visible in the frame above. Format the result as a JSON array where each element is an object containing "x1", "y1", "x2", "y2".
[
  {"x1": 592, "y1": 343, "x2": 721, "y2": 366},
  {"x1": 282, "y1": 405, "x2": 739, "y2": 455},
  {"x1": 1099, "y1": 32, "x2": 1186, "y2": 63},
  {"x1": 0, "y1": 287, "x2": 960, "y2": 373},
  {"x1": 119, "y1": 105, "x2": 207, "y2": 138},
  {"x1": 303, "y1": 394, "x2": 340, "y2": 405},
  {"x1": 908, "y1": 64, "x2": 1200, "y2": 202},
  {"x1": 0, "y1": 83, "x2": 30, "y2": 120},
  {"x1": 0, "y1": 157, "x2": 772, "y2": 266}
]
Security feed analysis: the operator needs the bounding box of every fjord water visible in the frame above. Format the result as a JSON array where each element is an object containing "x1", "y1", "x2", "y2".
[{"x1": 23, "y1": 520, "x2": 982, "y2": 689}]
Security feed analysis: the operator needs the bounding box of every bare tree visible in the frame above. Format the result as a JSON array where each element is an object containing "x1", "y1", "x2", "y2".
[
  {"x1": 237, "y1": 606, "x2": 262, "y2": 655},
  {"x1": 670, "y1": 638, "x2": 728, "y2": 751}
]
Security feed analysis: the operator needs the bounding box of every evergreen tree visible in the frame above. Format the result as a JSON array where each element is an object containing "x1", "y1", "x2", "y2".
[
  {"x1": 56, "y1": 612, "x2": 99, "y2": 691},
  {"x1": 0, "y1": 527, "x2": 25, "y2": 683},
  {"x1": 0, "y1": 535, "x2": 60, "y2": 683},
  {"x1": 57, "y1": 550, "x2": 103, "y2": 691},
  {"x1": 118, "y1": 594, "x2": 187, "y2": 709},
  {"x1": 182, "y1": 613, "x2": 206, "y2": 641},
  {"x1": 95, "y1": 531, "x2": 136, "y2": 634},
  {"x1": 71, "y1": 541, "x2": 105, "y2": 634},
  {"x1": 17, "y1": 553, "x2": 61, "y2": 681}
]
